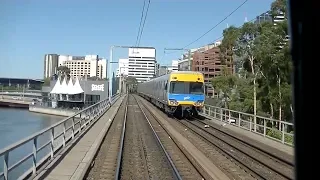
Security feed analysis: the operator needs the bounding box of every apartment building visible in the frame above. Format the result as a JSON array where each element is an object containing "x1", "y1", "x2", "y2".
[
  {"x1": 178, "y1": 42, "x2": 221, "y2": 71},
  {"x1": 192, "y1": 45, "x2": 233, "y2": 96},
  {"x1": 58, "y1": 55, "x2": 107, "y2": 79},
  {"x1": 127, "y1": 47, "x2": 156, "y2": 82}
]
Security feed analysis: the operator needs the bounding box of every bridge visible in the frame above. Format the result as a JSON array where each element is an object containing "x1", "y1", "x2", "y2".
[{"x1": 0, "y1": 93, "x2": 294, "y2": 180}]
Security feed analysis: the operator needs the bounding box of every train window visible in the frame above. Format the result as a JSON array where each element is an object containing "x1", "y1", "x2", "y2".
[
  {"x1": 189, "y1": 82, "x2": 204, "y2": 94},
  {"x1": 170, "y1": 82, "x2": 186, "y2": 94},
  {"x1": 169, "y1": 82, "x2": 204, "y2": 94},
  {"x1": 164, "y1": 82, "x2": 167, "y2": 90}
]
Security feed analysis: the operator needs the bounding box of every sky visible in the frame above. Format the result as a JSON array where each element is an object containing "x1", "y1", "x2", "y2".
[{"x1": 0, "y1": 0, "x2": 274, "y2": 79}]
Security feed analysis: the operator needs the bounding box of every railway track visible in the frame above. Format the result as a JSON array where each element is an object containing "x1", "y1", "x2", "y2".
[
  {"x1": 179, "y1": 118, "x2": 295, "y2": 180},
  {"x1": 137, "y1": 95, "x2": 295, "y2": 180},
  {"x1": 134, "y1": 95, "x2": 204, "y2": 180},
  {"x1": 85, "y1": 95, "x2": 128, "y2": 180},
  {"x1": 85, "y1": 94, "x2": 203, "y2": 180},
  {"x1": 117, "y1": 94, "x2": 181, "y2": 179}
]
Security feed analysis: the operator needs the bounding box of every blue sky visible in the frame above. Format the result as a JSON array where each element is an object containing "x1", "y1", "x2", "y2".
[{"x1": 0, "y1": 0, "x2": 274, "y2": 79}]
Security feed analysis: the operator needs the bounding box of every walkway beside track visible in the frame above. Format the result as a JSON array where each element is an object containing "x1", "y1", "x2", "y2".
[
  {"x1": 201, "y1": 114, "x2": 294, "y2": 156},
  {"x1": 33, "y1": 95, "x2": 125, "y2": 180}
]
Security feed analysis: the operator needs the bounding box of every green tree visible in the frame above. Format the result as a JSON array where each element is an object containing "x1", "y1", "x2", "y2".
[
  {"x1": 211, "y1": 67, "x2": 237, "y2": 108},
  {"x1": 209, "y1": 0, "x2": 293, "y2": 124},
  {"x1": 57, "y1": 66, "x2": 70, "y2": 77},
  {"x1": 125, "y1": 77, "x2": 138, "y2": 93},
  {"x1": 271, "y1": 0, "x2": 288, "y2": 19},
  {"x1": 254, "y1": 19, "x2": 291, "y2": 123},
  {"x1": 219, "y1": 26, "x2": 240, "y2": 72},
  {"x1": 234, "y1": 22, "x2": 261, "y2": 130}
]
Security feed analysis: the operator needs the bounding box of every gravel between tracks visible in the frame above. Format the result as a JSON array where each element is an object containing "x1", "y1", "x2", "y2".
[
  {"x1": 135, "y1": 95, "x2": 203, "y2": 180},
  {"x1": 138, "y1": 96, "x2": 260, "y2": 180},
  {"x1": 189, "y1": 120, "x2": 294, "y2": 179},
  {"x1": 181, "y1": 120, "x2": 292, "y2": 180},
  {"x1": 85, "y1": 96, "x2": 127, "y2": 180},
  {"x1": 120, "y1": 95, "x2": 176, "y2": 180}
]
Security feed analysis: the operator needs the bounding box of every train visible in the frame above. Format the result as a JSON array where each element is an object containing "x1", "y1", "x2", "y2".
[{"x1": 137, "y1": 71, "x2": 205, "y2": 118}]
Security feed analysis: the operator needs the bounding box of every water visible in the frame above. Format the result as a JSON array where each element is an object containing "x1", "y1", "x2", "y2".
[{"x1": 0, "y1": 107, "x2": 63, "y2": 180}]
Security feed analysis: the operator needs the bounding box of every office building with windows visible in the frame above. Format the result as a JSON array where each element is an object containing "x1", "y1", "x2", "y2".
[
  {"x1": 58, "y1": 55, "x2": 107, "y2": 79},
  {"x1": 127, "y1": 47, "x2": 156, "y2": 82}
]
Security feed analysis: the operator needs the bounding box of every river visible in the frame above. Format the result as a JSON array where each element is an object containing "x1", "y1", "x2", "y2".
[{"x1": 0, "y1": 107, "x2": 63, "y2": 180}]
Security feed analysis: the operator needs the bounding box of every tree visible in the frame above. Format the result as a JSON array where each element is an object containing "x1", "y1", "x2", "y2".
[
  {"x1": 271, "y1": 0, "x2": 287, "y2": 19},
  {"x1": 57, "y1": 66, "x2": 70, "y2": 77},
  {"x1": 254, "y1": 19, "x2": 292, "y2": 124},
  {"x1": 220, "y1": 26, "x2": 240, "y2": 73},
  {"x1": 209, "y1": 0, "x2": 293, "y2": 124},
  {"x1": 211, "y1": 67, "x2": 237, "y2": 108},
  {"x1": 125, "y1": 77, "x2": 138, "y2": 93},
  {"x1": 234, "y1": 22, "x2": 261, "y2": 131}
]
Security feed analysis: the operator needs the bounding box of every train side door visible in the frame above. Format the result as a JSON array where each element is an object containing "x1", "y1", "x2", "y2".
[{"x1": 164, "y1": 81, "x2": 168, "y2": 103}]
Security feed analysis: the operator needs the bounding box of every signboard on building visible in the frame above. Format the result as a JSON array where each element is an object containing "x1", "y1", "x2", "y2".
[{"x1": 91, "y1": 84, "x2": 104, "y2": 91}]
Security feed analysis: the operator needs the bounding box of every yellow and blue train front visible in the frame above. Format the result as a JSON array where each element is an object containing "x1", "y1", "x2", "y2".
[{"x1": 167, "y1": 94, "x2": 205, "y2": 107}]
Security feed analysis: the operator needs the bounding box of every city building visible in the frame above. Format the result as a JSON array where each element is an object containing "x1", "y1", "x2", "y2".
[
  {"x1": 254, "y1": 11, "x2": 273, "y2": 24},
  {"x1": 127, "y1": 47, "x2": 156, "y2": 82},
  {"x1": 44, "y1": 54, "x2": 59, "y2": 78},
  {"x1": 273, "y1": 12, "x2": 285, "y2": 25},
  {"x1": 192, "y1": 45, "x2": 233, "y2": 96},
  {"x1": 177, "y1": 48, "x2": 197, "y2": 71},
  {"x1": 254, "y1": 10, "x2": 286, "y2": 26},
  {"x1": 168, "y1": 60, "x2": 178, "y2": 72},
  {"x1": 116, "y1": 59, "x2": 129, "y2": 77},
  {"x1": 58, "y1": 55, "x2": 107, "y2": 79},
  {"x1": 178, "y1": 43, "x2": 220, "y2": 71}
]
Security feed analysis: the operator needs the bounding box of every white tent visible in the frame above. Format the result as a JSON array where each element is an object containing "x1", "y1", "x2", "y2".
[
  {"x1": 50, "y1": 77, "x2": 61, "y2": 94},
  {"x1": 70, "y1": 77, "x2": 84, "y2": 94},
  {"x1": 59, "y1": 77, "x2": 68, "y2": 94},
  {"x1": 65, "y1": 78, "x2": 74, "y2": 95}
]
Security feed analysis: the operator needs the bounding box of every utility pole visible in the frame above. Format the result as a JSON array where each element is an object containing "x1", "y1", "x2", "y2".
[{"x1": 188, "y1": 49, "x2": 191, "y2": 71}]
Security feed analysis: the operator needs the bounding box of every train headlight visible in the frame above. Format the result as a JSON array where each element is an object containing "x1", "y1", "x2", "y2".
[
  {"x1": 195, "y1": 100, "x2": 204, "y2": 106},
  {"x1": 169, "y1": 99, "x2": 178, "y2": 105}
]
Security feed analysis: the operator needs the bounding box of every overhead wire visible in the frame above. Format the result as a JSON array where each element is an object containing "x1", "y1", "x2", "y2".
[
  {"x1": 135, "y1": 0, "x2": 146, "y2": 47},
  {"x1": 163, "y1": 10, "x2": 269, "y2": 56},
  {"x1": 181, "y1": 0, "x2": 248, "y2": 49},
  {"x1": 137, "y1": 0, "x2": 151, "y2": 47}
]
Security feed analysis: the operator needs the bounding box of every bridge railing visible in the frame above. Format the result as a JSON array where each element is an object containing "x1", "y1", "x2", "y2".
[
  {"x1": 0, "y1": 94, "x2": 120, "y2": 180},
  {"x1": 201, "y1": 104, "x2": 294, "y2": 146}
]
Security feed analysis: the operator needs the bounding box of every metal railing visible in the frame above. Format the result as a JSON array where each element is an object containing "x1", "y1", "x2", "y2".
[
  {"x1": 201, "y1": 104, "x2": 294, "y2": 146},
  {"x1": 0, "y1": 94, "x2": 120, "y2": 180}
]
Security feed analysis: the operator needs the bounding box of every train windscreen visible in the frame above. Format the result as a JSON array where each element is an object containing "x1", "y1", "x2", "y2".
[{"x1": 169, "y1": 82, "x2": 204, "y2": 94}]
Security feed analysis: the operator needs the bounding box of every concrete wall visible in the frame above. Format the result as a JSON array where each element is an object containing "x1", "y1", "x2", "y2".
[{"x1": 29, "y1": 106, "x2": 79, "y2": 117}]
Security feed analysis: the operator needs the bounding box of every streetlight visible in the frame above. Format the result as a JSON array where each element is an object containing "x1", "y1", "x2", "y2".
[{"x1": 164, "y1": 48, "x2": 191, "y2": 71}]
